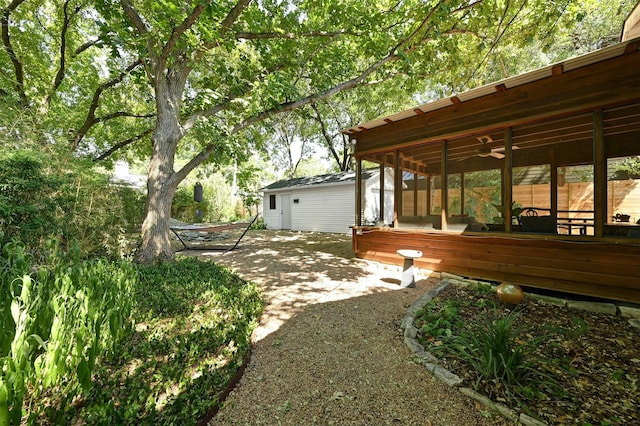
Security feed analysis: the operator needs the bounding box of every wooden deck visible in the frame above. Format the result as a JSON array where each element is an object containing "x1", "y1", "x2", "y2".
[{"x1": 353, "y1": 227, "x2": 640, "y2": 303}]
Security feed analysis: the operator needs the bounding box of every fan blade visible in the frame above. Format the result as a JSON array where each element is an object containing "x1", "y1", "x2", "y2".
[
  {"x1": 490, "y1": 151, "x2": 505, "y2": 159},
  {"x1": 492, "y1": 146, "x2": 520, "y2": 153}
]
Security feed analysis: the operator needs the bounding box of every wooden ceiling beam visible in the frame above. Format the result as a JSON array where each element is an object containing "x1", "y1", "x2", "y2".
[{"x1": 353, "y1": 51, "x2": 640, "y2": 157}]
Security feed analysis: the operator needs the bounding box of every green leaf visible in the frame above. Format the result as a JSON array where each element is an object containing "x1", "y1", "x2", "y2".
[{"x1": 76, "y1": 358, "x2": 93, "y2": 392}]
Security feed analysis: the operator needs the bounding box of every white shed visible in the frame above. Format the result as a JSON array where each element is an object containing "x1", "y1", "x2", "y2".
[{"x1": 262, "y1": 169, "x2": 394, "y2": 233}]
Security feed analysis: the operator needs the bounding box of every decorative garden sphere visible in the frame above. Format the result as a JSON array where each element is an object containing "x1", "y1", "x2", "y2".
[{"x1": 496, "y1": 282, "x2": 524, "y2": 305}]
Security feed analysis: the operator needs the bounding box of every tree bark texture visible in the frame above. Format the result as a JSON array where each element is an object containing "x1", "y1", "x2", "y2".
[{"x1": 135, "y1": 73, "x2": 187, "y2": 263}]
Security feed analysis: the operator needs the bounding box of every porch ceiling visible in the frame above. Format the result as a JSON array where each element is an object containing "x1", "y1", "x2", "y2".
[{"x1": 362, "y1": 104, "x2": 640, "y2": 177}]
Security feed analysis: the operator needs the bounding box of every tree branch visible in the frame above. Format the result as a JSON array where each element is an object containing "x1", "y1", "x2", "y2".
[
  {"x1": 219, "y1": 0, "x2": 252, "y2": 37},
  {"x1": 1, "y1": 0, "x2": 29, "y2": 106},
  {"x1": 460, "y1": 0, "x2": 528, "y2": 88},
  {"x1": 74, "y1": 38, "x2": 100, "y2": 57},
  {"x1": 45, "y1": 0, "x2": 73, "y2": 108},
  {"x1": 73, "y1": 59, "x2": 143, "y2": 150},
  {"x1": 92, "y1": 128, "x2": 154, "y2": 162},
  {"x1": 196, "y1": 0, "x2": 253, "y2": 59},
  {"x1": 178, "y1": 0, "x2": 485, "y2": 180},
  {"x1": 182, "y1": 62, "x2": 286, "y2": 132},
  {"x1": 173, "y1": 141, "x2": 218, "y2": 184},
  {"x1": 158, "y1": 4, "x2": 206, "y2": 72},
  {"x1": 176, "y1": 51, "x2": 397, "y2": 179},
  {"x1": 236, "y1": 30, "x2": 357, "y2": 40},
  {"x1": 119, "y1": 0, "x2": 158, "y2": 80},
  {"x1": 181, "y1": 98, "x2": 235, "y2": 134},
  {"x1": 96, "y1": 111, "x2": 156, "y2": 123},
  {"x1": 119, "y1": 0, "x2": 149, "y2": 35},
  {"x1": 311, "y1": 103, "x2": 342, "y2": 169},
  {"x1": 231, "y1": 52, "x2": 397, "y2": 133}
]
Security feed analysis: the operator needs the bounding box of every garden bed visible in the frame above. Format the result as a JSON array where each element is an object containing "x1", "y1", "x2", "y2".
[{"x1": 414, "y1": 281, "x2": 640, "y2": 425}]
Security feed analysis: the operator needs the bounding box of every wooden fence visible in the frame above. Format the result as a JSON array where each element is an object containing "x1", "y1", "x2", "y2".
[{"x1": 401, "y1": 179, "x2": 640, "y2": 224}]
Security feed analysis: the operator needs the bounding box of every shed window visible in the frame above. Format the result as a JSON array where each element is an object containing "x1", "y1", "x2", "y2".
[{"x1": 269, "y1": 194, "x2": 276, "y2": 210}]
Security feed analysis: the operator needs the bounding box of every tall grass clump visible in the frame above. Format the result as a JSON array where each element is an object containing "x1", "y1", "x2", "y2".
[
  {"x1": 0, "y1": 240, "x2": 138, "y2": 425},
  {"x1": 447, "y1": 309, "x2": 552, "y2": 404}
]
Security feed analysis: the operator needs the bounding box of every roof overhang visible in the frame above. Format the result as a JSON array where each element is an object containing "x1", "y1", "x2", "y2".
[
  {"x1": 622, "y1": 1, "x2": 640, "y2": 41},
  {"x1": 261, "y1": 169, "x2": 379, "y2": 193},
  {"x1": 341, "y1": 39, "x2": 640, "y2": 137}
]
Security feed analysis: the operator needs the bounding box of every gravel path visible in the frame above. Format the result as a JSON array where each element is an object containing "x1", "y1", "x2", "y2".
[{"x1": 192, "y1": 230, "x2": 509, "y2": 426}]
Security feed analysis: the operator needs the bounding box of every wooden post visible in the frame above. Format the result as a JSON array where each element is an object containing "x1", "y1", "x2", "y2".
[
  {"x1": 426, "y1": 175, "x2": 432, "y2": 214},
  {"x1": 551, "y1": 149, "x2": 558, "y2": 222},
  {"x1": 355, "y1": 157, "x2": 362, "y2": 227},
  {"x1": 441, "y1": 141, "x2": 448, "y2": 230},
  {"x1": 394, "y1": 151, "x2": 400, "y2": 227},
  {"x1": 379, "y1": 163, "x2": 385, "y2": 225},
  {"x1": 504, "y1": 129, "x2": 513, "y2": 232},
  {"x1": 594, "y1": 110, "x2": 605, "y2": 237},
  {"x1": 459, "y1": 171, "x2": 465, "y2": 215},
  {"x1": 413, "y1": 173, "x2": 418, "y2": 216}
]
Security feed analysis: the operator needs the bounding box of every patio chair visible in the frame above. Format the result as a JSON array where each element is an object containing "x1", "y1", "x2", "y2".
[{"x1": 518, "y1": 209, "x2": 557, "y2": 234}]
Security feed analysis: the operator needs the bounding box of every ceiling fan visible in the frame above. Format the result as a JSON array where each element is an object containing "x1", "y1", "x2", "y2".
[{"x1": 475, "y1": 135, "x2": 518, "y2": 159}]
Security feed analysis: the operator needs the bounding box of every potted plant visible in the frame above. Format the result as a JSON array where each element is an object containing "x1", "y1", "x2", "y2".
[{"x1": 491, "y1": 201, "x2": 524, "y2": 225}]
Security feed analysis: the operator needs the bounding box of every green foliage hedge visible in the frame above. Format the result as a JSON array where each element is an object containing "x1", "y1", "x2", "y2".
[{"x1": 0, "y1": 150, "x2": 145, "y2": 259}]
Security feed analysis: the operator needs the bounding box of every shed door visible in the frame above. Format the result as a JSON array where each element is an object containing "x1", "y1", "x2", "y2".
[{"x1": 280, "y1": 194, "x2": 291, "y2": 229}]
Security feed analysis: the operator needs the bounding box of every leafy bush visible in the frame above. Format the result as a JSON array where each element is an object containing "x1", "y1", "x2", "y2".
[
  {"x1": 171, "y1": 174, "x2": 242, "y2": 224},
  {"x1": 416, "y1": 290, "x2": 556, "y2": 406},
  {"x1": 69, "y1": 257, "x2": 263, "y2": 425},
  {"x1": 0, "y1": 152, "x2": 60, "y2": 249},
  {"x1": 0, "y1": 150, "x2": 145, "y2": 258},
  {"x1": 416, "y1": 299, "x2": 461, "y2": 342},
  {"x1": 171, "y1": 184, "x2": 211, "y2": 223},
  {"x1": 250, "y1": 217, "x2": 267, "y2": 230},
  {"x1": 56, "y1": 171, "x2": 145, "y2": 258},
  {"x1": 0, "y1": 240, "x2": 138, "y2": 425}
]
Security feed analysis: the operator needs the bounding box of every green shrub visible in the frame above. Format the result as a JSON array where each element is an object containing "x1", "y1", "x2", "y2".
[
  {"x1": 0, "y1": 240, "x2": 138, "y2": 425},
  {"x1": 71, "y1": 257, "x2": 263, "y2": 425},
  {"x1": 171, "y1": 184, "x2": 211, "y2": 223},
  {"x1": 0, "y1": 150, "x2": 145, "y2": 258},
  {"x1": 56, "y1": 171, "x2": 145, "y2": 258},
  {"x1": 250, "y1": 216, "x2": 267, "y2": 230},
  {"x1": 446, "y1": 309, "x2": 550, "y2": 402},
  {"x1": 416, "y1": 299, "x2": 462, "y2": 341},
  {"x1": 0, "y1": 151, "x2": 60, "y2": 250}
]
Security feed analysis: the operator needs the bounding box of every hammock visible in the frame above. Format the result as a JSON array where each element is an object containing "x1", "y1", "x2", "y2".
[{"x1": 170, "y1": 213, "x2": 260, "y2": 252}]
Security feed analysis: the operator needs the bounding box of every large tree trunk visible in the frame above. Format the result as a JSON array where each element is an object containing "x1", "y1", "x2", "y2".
[
  {"x1": 135, "y1": 73, "x2": 187, "y2": 263},
  {"x1": 135, "y1": 139, "x2": 178, "y2": 263}
]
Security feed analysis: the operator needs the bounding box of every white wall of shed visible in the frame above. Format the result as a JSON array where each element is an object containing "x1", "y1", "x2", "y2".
[{"x1": 290, "y1": 185, "x2": 355, "y2": 234}]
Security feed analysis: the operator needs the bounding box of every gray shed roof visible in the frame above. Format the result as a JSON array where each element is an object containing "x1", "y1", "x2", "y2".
[{"x1": 262, "y1": 169, "x2": 377, "y2": 192}]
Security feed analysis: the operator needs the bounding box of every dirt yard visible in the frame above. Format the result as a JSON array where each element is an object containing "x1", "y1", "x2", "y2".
[{"x1": 188, "y1": 230, "x2": 509, "y2": 426}]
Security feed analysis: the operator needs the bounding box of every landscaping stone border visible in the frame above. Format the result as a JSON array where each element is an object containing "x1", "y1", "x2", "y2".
[{"x1": 402, "y1": 272, "x2": 640, "y2": 425}]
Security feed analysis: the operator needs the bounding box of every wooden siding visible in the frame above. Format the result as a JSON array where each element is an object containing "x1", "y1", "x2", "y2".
[{"x1": 353, "y1": 227, "x2": 640, "y2": 303}]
